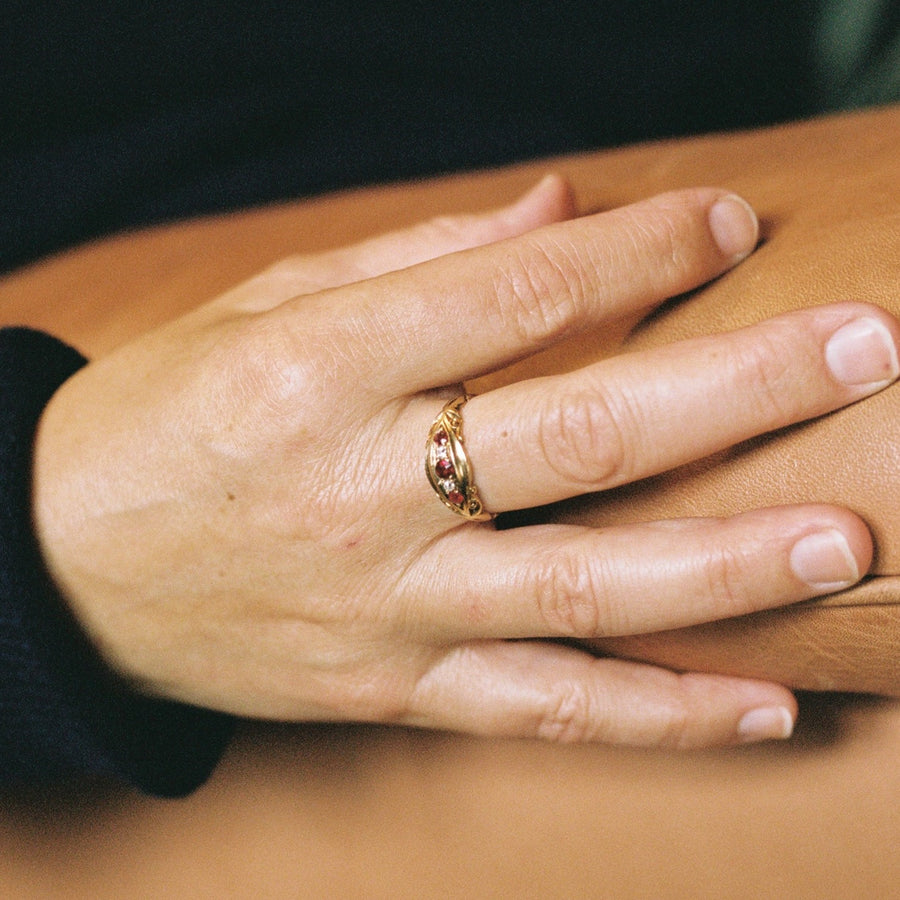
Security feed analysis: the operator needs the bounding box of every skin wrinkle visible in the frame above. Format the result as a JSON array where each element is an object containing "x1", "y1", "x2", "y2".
[
  {"x1": 483, "y1": 202, "x2": 658, "y2": 348},
  {"x1": 646, "y1": 682, "x2": 693, "y2": 750},
  {"x1": 597, "y1": 363, "x2": 687, "y2": 485},
  {"x1": 595, "y1": 194, "x2": 710, "y2": 299},
  {"x1": 519, "y1": 306, "x2": 848, "y2": 506},
  {"x1": 307, "y1": 311, "x2": 391, "y2": 402},
  {"x1": 578, "y1": 533, "x2": 700, "y2": 637},
  {"x1": 366, "y1": 278, "x2": 468, "y2": 388},
  {"x1": 328, "y1": 212, "x2": 589, "y2": 393},
  {"x1": 221, "y1": 620, "x2": 405, "y2": 722},
  {"x1": 710, "y1": 334, "x2": 792, "y2": 430},
  {"x1": 623, "y1": 523, "x2": 778, "y2": 632},
  {"x1": 488, "y1": 238, "x2": 586, "y2": 350},
  {"x1": 531, "y1": 229, "x2": 602, "y2": 323},
  {"x1": 499, "y1": 220, "x2": 644, "y2": 348},
  {"x1": 698, "y1": 541, "x2": 764, "y2": 624},
  {"x1": 625, "y1": 203, "x2": 692, "y2": 282},
  {"x1": 403, "y1": 524, "x2": 502, "y2": 637},
  {"x1": 552, "y1": 372, "x2": 643, "y2": 493},
  {"x1": 530, "y1": 541, "x2": 606, "y2": 639},
  {"x1": 535, "y1": 677, "x2": 599, "y2": 743}
]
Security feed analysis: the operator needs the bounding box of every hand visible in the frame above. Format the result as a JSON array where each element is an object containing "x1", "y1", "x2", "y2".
[{"x1": 32, "y1": 176, "x2": 899, "y2": 748}]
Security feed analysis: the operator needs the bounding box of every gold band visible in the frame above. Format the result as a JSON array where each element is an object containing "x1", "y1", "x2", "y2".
[{"x1": 426, "y1": 395, "x2": 494, "y2": 521}]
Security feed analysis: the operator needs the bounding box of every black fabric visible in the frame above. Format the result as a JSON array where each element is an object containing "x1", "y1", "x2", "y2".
[
  {"x1": 0, "y1": 327, "x2": 233, "y2": 797},
  {"x1": 1, "y1": 1, "x2": 819, "y2": 274}
]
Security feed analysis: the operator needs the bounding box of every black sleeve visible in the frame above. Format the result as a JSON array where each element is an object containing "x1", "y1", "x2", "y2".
[{"x1": 0, "y1": 327, "x2": 233, "y2": 797}]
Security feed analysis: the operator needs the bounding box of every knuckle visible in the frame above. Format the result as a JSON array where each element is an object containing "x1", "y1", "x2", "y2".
[
  {"x1": 700, "y1": 543, "x2": 755, "y2": 619},
  {"x1": 234, "y1": 315, "x2": 323, "y2": 412},
  {"x1": 727, "y1": 326, "x2": 800, "y2": 423},
  {"x1": 623, "y1": 206, "x2": 686, "y2": 274},
  {"x1": 652, "y1": 695, "x2": 693, "y2": 750},
  {"x1": 535, "y1": 387, "x2": 632, "y2": 491},
  {"x1": 322, "y1": 665, "x2": 414, "y2": 725},
  {"x1": 491, "y1": 236, "x2": 585, "y2": 345},
  {"x1": 603, "y1": 198, "x2": 699, "y2": 290},
  {"x1": 416, "y1": 207, "x2": 517, "y2": 254},
  {"x1": 535, "y1": 681, "x2": 598, "y2": 743},
  {"x1": 207, "y1": 255, "x2": 314, "y2": 317},
  {"x1": 258, "y1": 254, "x2": 330, "y2": 295},
  {"x1": 531, "y1": 548, "x2": 605, "y2": 638},
  {"x1": 352, "y1": 679, "x2": 412, "y2": 725}
]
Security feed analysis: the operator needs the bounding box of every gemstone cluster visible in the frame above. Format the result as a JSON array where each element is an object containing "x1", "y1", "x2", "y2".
[{"x1": 432, "y1": 429, "x2": 466, "y2": 507}]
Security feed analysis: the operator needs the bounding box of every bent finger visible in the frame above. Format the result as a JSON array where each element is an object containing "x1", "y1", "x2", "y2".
[{"x1": 404, "y1": 640, "x2": 798, "y2": 749}]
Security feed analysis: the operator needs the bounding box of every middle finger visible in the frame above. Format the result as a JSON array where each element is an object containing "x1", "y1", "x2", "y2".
[{"x1": 464, "y1": 303, "x2": 900, "y2": 512}]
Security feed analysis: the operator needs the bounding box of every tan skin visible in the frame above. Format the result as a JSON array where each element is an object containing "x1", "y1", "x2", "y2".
[{"x1": 31, "y1": 176, "x2": 900, "y2": 748}]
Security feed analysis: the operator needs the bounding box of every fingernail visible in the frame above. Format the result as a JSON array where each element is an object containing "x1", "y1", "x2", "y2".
[
  {"x1": 790, "y1": 528, "x2": 860, "y2": 591},
  {"x1": 825, "y1": 317, "x2": 900, "y2": 389},
  {"x1": 708, "y1": 194, "x2": 759, "y2": 262},
  {"x1": 737, "y1": 706, "x2": 795, "y2": 744}
]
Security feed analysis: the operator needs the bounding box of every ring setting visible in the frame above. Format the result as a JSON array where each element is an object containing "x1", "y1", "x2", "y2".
[{"x1": 426, "y1": 395, "x2": 494, "y2": 521}]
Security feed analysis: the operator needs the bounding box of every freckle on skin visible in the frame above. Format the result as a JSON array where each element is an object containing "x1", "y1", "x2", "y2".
[
  {"x1": 465, "y1": 598, "x2": 491, "y2": 624},
  {"x1": 226, "y1": 492, "x2": 236, "y2": 501}
]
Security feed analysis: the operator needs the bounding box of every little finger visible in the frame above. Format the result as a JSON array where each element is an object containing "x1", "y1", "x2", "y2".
[{"x1": 404, "y1": 640, "x2": 798, "y2": 749}]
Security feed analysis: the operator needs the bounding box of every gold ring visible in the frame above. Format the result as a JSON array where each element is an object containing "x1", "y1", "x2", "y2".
[{"x1": 426, "y1": 395, "x2": 494, "y2": 521}]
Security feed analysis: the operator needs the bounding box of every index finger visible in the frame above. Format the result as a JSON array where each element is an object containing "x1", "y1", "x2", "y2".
[{"x1": 290, "y1": 188, "x2": 759, "y2": 395}]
